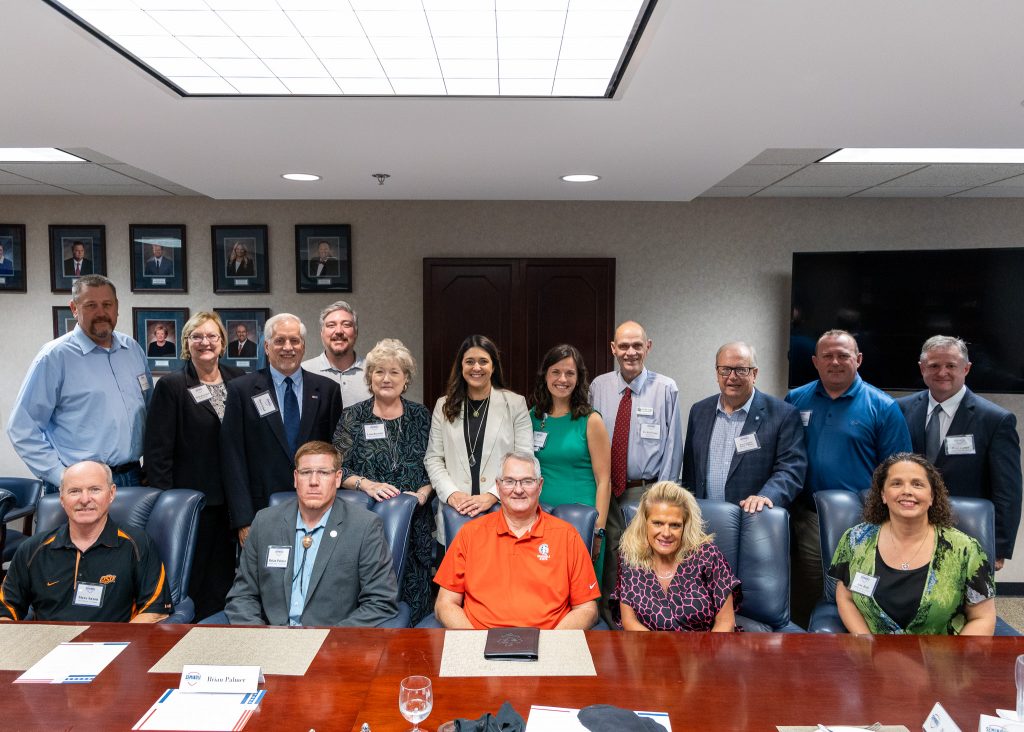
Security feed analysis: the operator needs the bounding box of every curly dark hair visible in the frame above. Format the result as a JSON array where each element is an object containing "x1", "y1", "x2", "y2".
[
  {"x1": 529, "y1": 344, "x2": 592, "y2": 421},
  {"x1": 862, "y1": 452, "x2": 954, "y2": 527},
  {"x1": 441, "y1": 334, "x2": 507, "y2": 422}
]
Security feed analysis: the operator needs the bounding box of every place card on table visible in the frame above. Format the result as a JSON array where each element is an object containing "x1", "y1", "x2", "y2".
[
  {"x1": 15, "y1": 641, "x2": 128, "y2": 684},
  {"x1": 179, "y1": 665, "x2": 264, "y2": 693},
  {"x1": 132, "y1": 689, "x2": 266, "y2": 731}
]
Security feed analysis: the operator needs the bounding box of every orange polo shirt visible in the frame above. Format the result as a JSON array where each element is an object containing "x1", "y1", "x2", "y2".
[{"x1": 435, "y1": 509, "x2": 600, "y2": 629}]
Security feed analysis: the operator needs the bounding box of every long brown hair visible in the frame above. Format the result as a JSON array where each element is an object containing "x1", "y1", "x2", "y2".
[
  {"x1": 441, "y1": 334, "x2": 506, "y2": 422},
  {"x1": 529, "y1": 344, "x2": 592, "y2": 420},
  {"x1": 863, "y1": 452, "x2": 954, "y2": 527}
]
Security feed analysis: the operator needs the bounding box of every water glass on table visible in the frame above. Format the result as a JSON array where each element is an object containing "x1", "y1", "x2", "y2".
[{"x1": 399, "y1": 675, "x2": 433, "y2": 732}]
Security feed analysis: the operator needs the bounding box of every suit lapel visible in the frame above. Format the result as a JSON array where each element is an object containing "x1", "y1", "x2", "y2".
[
  {"x1": 693, "y1": 401, "x2": 715, "y2": 489},
  {"x1": 297, "y1": 376, "x2": 320, "y2": 442},
  {"x1": 281, "y1": 507, "x2": 297, "y2": 613},
  {"x1": 256, "y1": 370, "x2": 292, "y2": 459},
  {"x1": 184, "y1": 363, "x2": 219, "y2": 421},
  {"x1": 480, "y1": 390, "x2": 508, "y2": 471},
  {"x1": 304, "y1": 500, "x2": 345, "y2": 605},
  {"x1": 727, "y1": 393, "x2": 765, "y2": 482},
  {"x1": 907, "y1": 393, "x2": 928, "y2": 449}
]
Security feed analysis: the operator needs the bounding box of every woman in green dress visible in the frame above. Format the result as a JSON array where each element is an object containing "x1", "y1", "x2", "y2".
[{"x1": 529, "y1": 344, "x2": 611, "y2": 581}]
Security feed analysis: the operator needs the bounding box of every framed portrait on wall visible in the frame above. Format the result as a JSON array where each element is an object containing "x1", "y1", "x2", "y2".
[
  {"x1": 133, "y1": 307, "x2": 189, "y2": 376},
  {"x1": 130, "y1": 224, "x2": 187, "y2": 293},
  {"x1": 0, "y1": 224, "x2": 27, "y2": 292},
  {"x1": 49, "y1": 224, "x2": 107, "y2": 293},
  {"x1": 212, "y1": 225, "x2": 269, "y2": 293},
  {"x1": 215, "y1": 307, "x2": 270, "y2": 373},
  {"x1": 295, "y1": 224, "x2": 352, "y2": 293},
  {"x1": 51, "y1": 306, "x2": 76, "y2": 338}
]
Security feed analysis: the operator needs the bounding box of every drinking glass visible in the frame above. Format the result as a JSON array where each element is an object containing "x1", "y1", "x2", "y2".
[
  {"x1": 1016, "y1": 655, "x2": 1024, "y2": 721},
  {"x1": 399, "y1": 675, "x2": 433, "y2": 732}
]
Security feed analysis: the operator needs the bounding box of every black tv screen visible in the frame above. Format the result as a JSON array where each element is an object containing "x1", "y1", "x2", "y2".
[{"x1": 789, "y1": 248, "x2": 1024, "y2": 394}]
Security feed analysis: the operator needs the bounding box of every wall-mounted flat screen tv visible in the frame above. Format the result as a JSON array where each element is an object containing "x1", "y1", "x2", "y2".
[{"x1": 789, "y1": 248, "x2": 1024, "y2": 394}]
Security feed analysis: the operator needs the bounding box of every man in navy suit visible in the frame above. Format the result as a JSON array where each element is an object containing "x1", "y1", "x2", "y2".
[
  {"x1": 897, "y1": 335, "x2": 1022, "y2": 568},
  {"x1": 221, "y1": 313, "x2": 343, "y2": 545},
  {"x1": 143, "y1": 244, "x2": 173, "y2": 277},
  {"x1": 682, "y1": 341, "x2": 806, "y2": 512}
]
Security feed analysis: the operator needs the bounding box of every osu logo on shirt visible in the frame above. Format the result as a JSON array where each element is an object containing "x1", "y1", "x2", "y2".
[
  {"x1": 99, "y1": 574, "x2": 117, "y2": 585},
  {"x1": 536, "y1": 544, "x2": 550, "y2": 561}
]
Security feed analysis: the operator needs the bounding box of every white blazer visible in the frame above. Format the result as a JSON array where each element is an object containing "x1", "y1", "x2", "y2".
[{"x1": 424, "y1": 388, "x2": 533, "y2": 540}]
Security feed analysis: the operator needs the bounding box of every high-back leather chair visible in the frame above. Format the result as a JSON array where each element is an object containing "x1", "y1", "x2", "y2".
[
  {"x1": 0, "y1": 488, "x2": 16, "y2": 565},
  {"x1": 622, "y1": 499, "x2": 802, "y2": 632},
  {"x1": 0, "y1": 477, "x2": 43, "y2": 564},
  {"x1": 36, "y1": 487, "x2": 204, "y2": 623}
]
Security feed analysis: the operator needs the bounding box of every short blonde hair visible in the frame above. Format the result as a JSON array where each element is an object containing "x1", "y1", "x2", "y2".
[
  {"x1": 181, "y1": 311, "x2": 227, "y2": 361},
  {"x1": 619, "y1": 481, "x2": 713, "y2": 571},
  {"x1": 363, "y1": 338, "x2": 417, "y2": 388}
]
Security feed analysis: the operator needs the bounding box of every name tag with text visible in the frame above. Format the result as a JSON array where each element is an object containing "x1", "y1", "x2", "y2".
[
  {"x1": 734, "y1": 433, "x2": 760, "y2": 453},
  {"x1": 73, "y1": 582, "x2": 105, "y2": 608},
  {"x1": 252, "y1": 392, "x2": 277, "y2": 417},
  {"x1": 266, "y1": 546, "x2": 290, "y2": 569},
  {"x1": 849, "y1": 571, "x2": 878, "y2": 597},
  {"x1": 364, "y1": 423, "x2": 387, "y2": 440},
  {"x1": 640, "y1": 423, "x2": 661, "y2": 440},
  {"x1": 944, "y1": 435, "x2": 976, "y2": 455},
  {"x1": 189, "y1": 385, "x2": 213, "y2": 404}
]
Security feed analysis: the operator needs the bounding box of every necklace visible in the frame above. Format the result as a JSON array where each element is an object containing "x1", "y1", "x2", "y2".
[
  {"x1": 466, "y1": 397, "x2": 489, "y2": 467},
  {"x1": 378, "y1": 415, "x2": 403, "y2": 472},
  {"x1": 468, "y1": 395, "x2": 489, "y2": 418},
  {"x1": 655, "y1": 565, "x2": 677, "y2": 580},
  {"x1": 887, "y1": 524, "x2": 931, "y2": 570}
]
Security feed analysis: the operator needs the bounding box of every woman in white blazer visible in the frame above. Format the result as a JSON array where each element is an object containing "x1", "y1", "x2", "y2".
[{"x1": 424, "y1": 334, "x2": 533, "y2": 541}]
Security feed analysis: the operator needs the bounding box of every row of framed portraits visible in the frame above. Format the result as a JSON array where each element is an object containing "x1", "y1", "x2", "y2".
[
  {"x1": 0, "y1": 223, "x2": 352, "y2": 294},
  {"x1": 52, "y1": 306, "x2": 271, "y2": 376}
]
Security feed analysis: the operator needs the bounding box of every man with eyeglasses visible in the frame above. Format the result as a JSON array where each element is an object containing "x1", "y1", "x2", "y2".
[
  {"x1": 434, "y1": 451, "x2": 600, "y2": 629},
  {"x1": 225, "y1": 441, "x2": 398, "y2": 626},
  {"x1": 682, "y1": 342, "x2": 806, "y2": 513},
  {"x1": 785, "y1": 329, "x2": 911, "y2": 627},
  {"x1": 221, "y1": 314, "x2": 343, "y2": 546}
]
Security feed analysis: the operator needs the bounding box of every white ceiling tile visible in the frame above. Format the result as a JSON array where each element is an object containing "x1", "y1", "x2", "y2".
[
  {"x1": 371, "y1": 37, "x2": 438, "y2": 59},
  {"x1": 264, "y1": 58, "x2": 330, "y2": 77},
  {"x1": 178, "y1": 36, "x2": 255, "y2": 57},
  {"x1": 389, "y1": 78, "x2": 448, "y2": 95},
  {"x1": 698, "y1": 187, "x2": 761, "y2": 198},
  {"x1": 204, "y1": 58, "x2": 274, "y2": 77},
  {"x1": 498, "y1": 78, "x2": 552, "y2": 95},
  {"x1": 444, "y1": 78, "x2": 500, "y2": 95},
  {"x1": 307, "y1": 36, "x2": 377, "y2": 59},
  {"x1": 555, "y1": 58, "x2": 617, "y2": 79},
  {"x1": 497, "y1": 11, "x2": 567, "y2": 37},
  {"x1": 282, "y1": 77, "x2": 342, "y2": 94},
  {"x1": 147, "y1": 10, "x2": 235, "y2": 35},
  {"x1": 0, "y1": 163, "x2": 139, "y2": 185},
  {"x1": 227, "y1": 77, "x2": 291, "y2": 93},
  {"x1": 551, "y1": 77, "x2": 606, "y2": 95},
  {"x1": 323, "y1": 58, "x2": 386, "y2": 77},
  {"x1": 498, "y1": 36, "x2": 561, "y2": 59},
  {"x1": 114, "y1": 34, "x2": 195, "y2": 57},
  {"x1": 563, "y1": 10, "x2": 639, "y2": 37},
  {"x1": 852, "y1": 187, "x2": 963, "y2": 198},
  {"x1": 425, "y1": 11, "x2": 496, "y2": 36},
  {"x1": 380, "y1": 58, "x2": 442, "y2": 78},
  {"x1": 754, "y1": 187, "x2": 861, "y2": 198},
  {"x1": 0, "y1": 184, "x2": 76, "y2": 195},
  {"x1": 501, "y1": 59, "x2": 556, "y2": 78},
  {"x1": 169, "y1": 76, "x2": 240, "y2": 93},
  {"x1": 558, "y1": 36, "x2": 627, "y2": 59},
  {"x1": 77, "y1": 9, "x2": 167, "y2": 35},
  {"x1": 335, "y1": 78, "x2": 395, "y2": 94},
  {"x1": 779, "y1": 163, "x2": 921, "y2": 187},
  {"x1": 434, "y1": 37, "x2": 497, "y2": 58},
  {"x1": 62, "y1": 184, "x2": 171, "y2": 195},
  {"x1": 876, "y1": 164, "x2": 1024, "y2": 188},
  {"x1": 242, "y1": 36, "x2": 316, "y2": 58},
  {"x1": 715, "y1": 164, "x2": 802, "y2": 187},
  {"x1": 440, "y1": 59, "x2": 498, "y2": 78},
  {"x1": 218, "y1": 11, "x2": 296, "y2": 37},
  {"x1": 285, "y1": 10, "x2": 362, "y2": 36},
  {"x1": 357, "y1": 10, "x2": 431, "y2": 37},
  {"x1": 146, "y1": 56, "x2": 219, "y2": 76},
  {"x1": 747, "y1": 148, "x2": 838, "y2": 165}
]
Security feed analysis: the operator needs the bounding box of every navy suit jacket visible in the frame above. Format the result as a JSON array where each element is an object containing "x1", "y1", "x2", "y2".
[
  {"x1": 682, "y1": 389, "x2": 807, "y2": 508},
  {"x1": 897, "y1": 388, "x2": 1022, "y2": 559},
  {"x1": 221, "y1": 368, "x2": 343, "y2": 529},
  {"x1": 144, "y1": 257, "x2": 173, "y2": 276}
]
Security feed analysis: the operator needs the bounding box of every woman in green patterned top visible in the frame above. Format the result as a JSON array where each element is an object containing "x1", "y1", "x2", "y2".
[{"x1": 828, "y1": 452, "x2": 995, "y2": 635}]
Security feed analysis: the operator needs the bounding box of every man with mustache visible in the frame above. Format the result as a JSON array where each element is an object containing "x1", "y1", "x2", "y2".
[
  {"x1": 301, "y1": 300, "x2": 371, "y2": 406},
  {"x1": 7, "y1": 275, "x2": 152, "y2": 493}
]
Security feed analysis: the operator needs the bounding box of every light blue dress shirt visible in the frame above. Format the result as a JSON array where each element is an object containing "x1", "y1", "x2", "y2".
[
  {"x1": 289, "y1": 506, "x2": 332, "y2": 626},
  {"x1": 590, "y1": 367, "x2": 683, "y2": 483},
  {"x1": 706, "y1": 391, "x2": 756, "y2": 500},
  {"x1": 6, "y1": 326, "x2": 152, "y2": 487},
  {"x1": 269, "y1": 365, "x2": 303, "y2": 419}
]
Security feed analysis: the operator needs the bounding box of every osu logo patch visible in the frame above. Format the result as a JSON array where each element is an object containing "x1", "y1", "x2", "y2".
[{"x1": 99, "y1": 574, "x2": 116, "y2": 585}]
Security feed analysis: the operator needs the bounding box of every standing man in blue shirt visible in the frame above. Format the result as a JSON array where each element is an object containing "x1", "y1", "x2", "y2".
[
  {"x1": 590, "y1": 320, "x2": 682, "y2": 621},
  {"x1": 7, "y1": 275, "x2": 151, "y2": 493},
  {"x1": 785, "y1": 328, "x2": 911, "y2": 627}
]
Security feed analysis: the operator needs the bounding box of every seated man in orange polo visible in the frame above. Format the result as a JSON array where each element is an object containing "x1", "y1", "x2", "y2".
[{"x1": 434, "y1": 451, "x2": 600, "y2": 629}]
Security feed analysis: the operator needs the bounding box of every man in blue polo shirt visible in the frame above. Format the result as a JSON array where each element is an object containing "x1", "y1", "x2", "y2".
[{"x1": 785, "y1": 329, "x2": 911, "y2": 627}]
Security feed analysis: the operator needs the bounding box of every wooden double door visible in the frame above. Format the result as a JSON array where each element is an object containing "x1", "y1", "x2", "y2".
[{"x1": 422, "y1": 258, "x2": 616, "y2": 409}]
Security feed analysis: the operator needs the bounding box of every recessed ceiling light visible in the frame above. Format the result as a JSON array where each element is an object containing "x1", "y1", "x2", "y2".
[
  {"x1": 0, "y1": 148, "x2": 86, "y2": 162},
  {"x1": 282, "y1": 173, "x2": 320, "y2": 182},
  {"x1": 561, "y1": 174, "x2": 600, "y2": 183},
  {"x1": 820, "y1": 148, "x2": 1024, "y2": 164}
]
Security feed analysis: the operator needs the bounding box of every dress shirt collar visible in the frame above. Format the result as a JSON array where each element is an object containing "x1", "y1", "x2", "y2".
[
  {"x1": 617, "y1": 367, "x2": 650, "y2": 395},
  {"x1": 717, "y1": 387, "x2": 756, "y2": 417},
  {"x1": 51, "y1": 515, "x2": 119, "y2": 550},
  {"x1": 311, "y1": 351, "x2": 364, "y2": 376},
  {"x1": 813, "y1": 373, "x2": 863, "y2": 400},
  {"x1": 295, "y1": 504, "x2": 332, "y2": 534},
  {"x1": 70, "y1": 324, "x2": 129, "y2": 354},
  {"x1": 928, "y1": 384, "x2": 967, "y2": 415},
  {"x1": 269, "y1": 364, "x2": 303, "y2": 390}
]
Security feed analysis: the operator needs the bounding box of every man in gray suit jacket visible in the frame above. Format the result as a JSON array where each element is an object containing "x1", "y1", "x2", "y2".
[
  {"x1": 682, "y1": 342, "x2": 807, "y2": 512},
  {"x1": 225, "y1": 441, "x2": 399, "y2": 626}
]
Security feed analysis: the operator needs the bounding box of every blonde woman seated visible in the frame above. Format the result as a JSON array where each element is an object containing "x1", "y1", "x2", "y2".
[
  {"x1": 829, "y1": 452, "x2": 995, "y2": 635},
  {"x1": 611, "y1": 481, "x2": 740, "y2": 631}
]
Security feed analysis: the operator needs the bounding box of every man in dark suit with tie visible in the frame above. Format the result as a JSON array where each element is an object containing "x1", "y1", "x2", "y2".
[
  {"x1": 682, "y1": 342, "x2": 807, "y2": 512},
  {"x1": 221, "y1": 314, "x2": 343, "y2": 545},
  {"x1": 228, "y1": 324, "x2": 257, "y2": 359},
  {"x1": 897, "y1": 335, "x2": 1022, "y2": 568},
  {"x1": 308, "y1": 240, "x2": 340, "y2": 278},
  {"x1": 143, "y1": 244, "x2": 173, "y2": 277},
  {"x1": 63, "y1": 241, "x2": 93, "y2": 277}
]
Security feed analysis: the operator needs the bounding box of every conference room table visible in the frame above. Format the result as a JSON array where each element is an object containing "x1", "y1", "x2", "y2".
[{"x1": 3, "y1": 622, "x2": 1023, "y2": 731}]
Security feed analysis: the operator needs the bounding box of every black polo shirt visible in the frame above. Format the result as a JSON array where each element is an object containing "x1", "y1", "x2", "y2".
[{"x1": 0, "y1": 517, "x2": 172, "y2": 622}]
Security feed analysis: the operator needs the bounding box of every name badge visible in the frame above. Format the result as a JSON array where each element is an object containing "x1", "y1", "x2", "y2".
[
  {"x1": 188, "y1": 385, "x2": 213, "y2": 404},
  {"x1": 944, "y1": 435, "x2": 976, "y2": 455},
  {"x1": 640, "y1": 423, "x2": 661, "y2": 440},
  {"x1": 266, "y1": 546, "x2": 290, "y2": 569},
  {"x1": 734, "y1": 433, "x2": 760, "y2": 453},
  {"x1": 799, "y1": 410, "x2": 811, "y2": 427},
  {"x1": 252, "y1": 392, "x2": 277, "y2": 417},
  {"x1": 533, "y1": 431, "x2": 548, "y2": 451},
  {"x1": 137, "y1": 374, "x2": 150, "y2": 392},
  {"x1": 363, "y1": 423, "x2": 387, "y2": 440},
  {"x1": 636, "y1": 406, "x2": 654, "y2": 417},
  {"x1": 73, "y1": 582, "x2": 105, "y2": 607},
  {"x1": 849, "y1": 571, "x2": 878, "y2": 597}
]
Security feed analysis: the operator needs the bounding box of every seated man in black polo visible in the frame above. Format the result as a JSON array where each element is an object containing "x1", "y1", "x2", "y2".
[{"x1": 0, "y1": 460, "x2": 171, "y2": 623}]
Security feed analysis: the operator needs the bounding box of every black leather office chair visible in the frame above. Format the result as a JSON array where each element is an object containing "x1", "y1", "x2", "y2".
[
  {"x1": 0, "y1": 477, "x2": 43, "y2": 564},
  {"x1": 36, "y1": 487, "x2": 204, "y2": 623},
  {"x1": 0, "y1": 488, "x2": 17, "y2": 568},
  {"x1": 621, "y1": 499, "x2": 803, "y2": 632}
]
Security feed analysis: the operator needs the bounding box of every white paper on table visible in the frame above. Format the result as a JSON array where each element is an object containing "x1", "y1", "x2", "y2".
[
  {"x1": 14, "y1": 641, "x2": 128, "y2": 684},
  {"x1": 132, "y1": 689, "x2": 266, "y2": 731},
  {"x1": 526, "y1": 705, "x2": 671, "y2": 731}
]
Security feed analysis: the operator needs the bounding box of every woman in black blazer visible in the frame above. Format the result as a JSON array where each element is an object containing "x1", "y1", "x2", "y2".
[{"x1": 144, "y1": 311, "x2": 243, "y2": 619}]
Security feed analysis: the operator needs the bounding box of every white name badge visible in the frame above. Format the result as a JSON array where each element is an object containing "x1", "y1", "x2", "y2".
[
  {"x1": 636, "y1": 406, "x2": 654, "y2": 417},
  {"x1": 849, "y1": 571, "x2": 878, "y2": 597},
  {"x1": 152, "y1": 277, "x2": 167, "y2": 286},
  {"x1": 188, "y1": 384, "x2": 213, "y2": 404},
  {"x1": 179, "y1": 665, "x2": 264, "y2": 694},
  {"x1": 640, "y1": 423, "x2": 661, "y2": 440},
  {"x1": 533, "y1": 431, "x2": 548, "y2": 451},
  {"x1": 73, "y1": 582, "x2": 105, "y2": 608},
  {"x1": 799, "y1": 410, "x2": 811, "y2": 427},
  {"x1": 944, "y1": 434, "x2": 976, "y2": 456},
  {"x1": 734, "y1": 433, "x2": 760, "y2": 453},
  {"x1": 252, "y1": 392, "x2": 277, "y2": 417},
  {"x1": 266, "y1": 546, "x2": 290, "y2": 569},
  {"x1": 363, "y1": 423, "x2": 387, "y2": 440},
  {"x1": 137, "y1": 374, "x2": 150, "y2": 392}
]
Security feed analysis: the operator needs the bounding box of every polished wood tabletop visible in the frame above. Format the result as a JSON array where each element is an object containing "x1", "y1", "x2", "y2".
[{"x1": 2, "y1": 623, "x2": 1022, "y2": 731}]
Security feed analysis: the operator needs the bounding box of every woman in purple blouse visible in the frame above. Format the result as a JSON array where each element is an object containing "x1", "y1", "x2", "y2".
[{"x1": 611, "y1": 481, "x2": 741, "y2": 631}]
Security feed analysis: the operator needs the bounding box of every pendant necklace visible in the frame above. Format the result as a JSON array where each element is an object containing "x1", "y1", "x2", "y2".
[
  {"x1": 888, "y1": 524, "x2": 930, "y2": 570},
  {"x1": 468, "y1": 396, "x2": 487, "y2": 418},
  {"x1": 466, "y1": 397, "x2": 490, "y2": 467},
  {"x1": 656, "y1": 566, "x2": 677, "y2": 580}
]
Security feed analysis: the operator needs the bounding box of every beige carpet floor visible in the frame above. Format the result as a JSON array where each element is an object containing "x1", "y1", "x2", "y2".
[{"x1": 997, "y1": 597, "x2": 1024, "y2": 633}]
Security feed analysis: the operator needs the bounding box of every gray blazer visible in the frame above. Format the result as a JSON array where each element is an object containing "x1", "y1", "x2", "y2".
[{"x1": 225, "y1": 496, "x2": 399, "y2": 627}]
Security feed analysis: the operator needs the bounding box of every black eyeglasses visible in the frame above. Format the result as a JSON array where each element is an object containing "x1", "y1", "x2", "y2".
[{"x1": 716, "y1": 366, "x2": 754, "y2": 377}]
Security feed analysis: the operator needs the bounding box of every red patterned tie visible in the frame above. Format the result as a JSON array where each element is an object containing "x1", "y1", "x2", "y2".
[{"x1": 610, "y1": 388, "x2": 632, "y2": 498}]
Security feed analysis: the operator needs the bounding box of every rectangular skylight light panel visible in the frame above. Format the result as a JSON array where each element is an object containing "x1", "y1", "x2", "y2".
[
  {"x1": 286, "y1": 11, "x2": 362, "y2": 36},
  {"x1": 350, "y1": 0, "x2": 422, "y2": 9},
  {"x1": 502, "y1": 59, "x2": 557, "y2": 78},
  {"x1": 559, "y1": 36, "x2": 627, "y2": 59},
  {"x1": 497, "y1": 11, "x2": 567, "y2": 37},
  {"x1": 277, "y1": 0, "x2": 343, "y2": 9},
  {"x1": 219, "y1": 11, "x2": 297, "y2": 37},
  {"x1": 498, "y1": 78, "x2": 553, "y2": 95},
  {"x1": 335, "y1": 78, "x2": 395, "y2": 94},
  {"x1": 242, "y1": 36, "x2": 316, "y2": 58},
  {"x1": 322, "y1": 58, "x2": 387, "y2": 77},
  {"x1": 204, "y1": 57, "x2": 274, "y2": 77},
  {"x1": 0, "y1": 148, "x2": 86, "y2": 163},
  {"x1": 556, "y1": 59, "x2": 617, "y2": 78},
  {"x1": 206, "y1": 0, "x2": 279, "y2": 9},
  {"x1": 434, "y1": 37, "x2": 496, "y2": 59},
  {"x1": 552, "y1": 77, "x2": 607, "y2": 96},
  {"x1": 62, "y1": 0, "x2": 137, "y2": 10},
  {"x1": 264, "y1": 58, "x2": 329, "y2": 77},
  {"x1": 390, "y1": 78, "x2": 448, "y2": 95},
  {"x1": 371, "y1": 37, "x2": 438, "y2": 59},
  {"x1": 227, "y1": 77, "x2": 290, "y2": 94},
  {"x1": 564, "y1": 10, "x2": 640, "y2": 36},
  {"x1": 357, "y1": 10, "x2": 431, "y2": 37},
  {"x1": 77, "y1": 9, "x2": 166, "y2": 35},
  {"x1": 425, "y1": 11, "x2": 497, "y2": 36},
  {"x1": 440, "y1": 59, "x2": 498, "y2": 78},
  {"x1": 380, "y1": 58, "x2": 443, "y2": 78},
  {"x1": 134, "y1": 0, "x2": 208, "y2": 9},
  {"x1": 307, "y1": 37, "x2": 377, "y2": 59},
  {"x1": 146, "y1": 57, "x2": 218, "y2": 76},
  {"x1": 179, "y1": 36, "x2": 255, "y2": 57},
  {"x1": 282, "y1": 77, "x2": 342, "y2": 94},
  {"x1": 170, "y1": 76, "x2": 238, "y2": 93},
  {"x1": 445, "y1": 78, "x2": 500, "y2": 95},
  {"x1": 498, "y1": 36, "x2": 561, "y2": 59},
  {"x1": 424, "y1": 0, "x2": 496, "y2": 9},
  {"x1": 115, "y1": 35, "x2": 195, "y2": 58},
  {"x1": 821, "y1": 148, "x2": 1024, "y2": 164},
  {"x1": 498, "y1": 1, "x2": 569, "y2": 10},
  {"x1": 148, "y1": 11, "x2": 235, "y2": 36}
]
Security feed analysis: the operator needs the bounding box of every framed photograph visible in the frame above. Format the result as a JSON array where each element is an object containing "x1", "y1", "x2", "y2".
[
  {"x1": 215, "y1": 307, "x2": 270, "y2": 373},
  {"x1": 133, "y1": 307, "x2": 189, "y2": 376},
  {"x1": 0, "y1": 224, "x2": 27, "y2": 292},
  {"x1": 295, "y1": 224, "x2": 352, "y2": 293},
  {"x1": 212, "y1": 225, "x2": 269, "y2": 293},
  {"x1": 129, "y1": 224, "x2": 187, "y2": 293},
  {"x1": 51, "y1": 306, "x2": 76, "y2": 338},
  {"x1": 49, "y1": 225, "x2": 107, "y2": 293}
]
